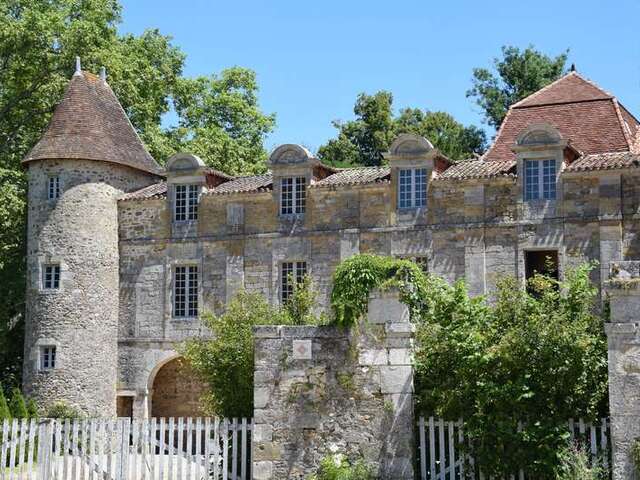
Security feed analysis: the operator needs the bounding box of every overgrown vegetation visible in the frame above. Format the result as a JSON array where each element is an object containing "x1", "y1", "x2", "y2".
[
  {"x1": 329, "y1": 254, "x2": 608, "y2": 478},
  {"x1": 413, "y1": 264, "x2": 608, "y2": 477},
  {"x1": 43, "y1": 401, "x2": 83, "y2": 419},
  {"x1": 307, "y1": 455, "x2": 373, "y2": 480},
  {"x1": 182, "y1": 277, "x2": 323, "y2": 417},
  {"x1": 632, "y1": 438, "x2": 640, "y2": 476},
  {"x1": 555, "y1": 445, "x2": 607, "y2": 480}
]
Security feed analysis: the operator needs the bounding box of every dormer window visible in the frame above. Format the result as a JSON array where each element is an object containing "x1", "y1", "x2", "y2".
[
  {"x1": 523, "y1": 159, "x2": 557, "y2": 201},
  {"x1": 174, "y1": 184, "x2": 199, "y2": 222},
  {"x1": 398, "y1": 168, "x2": 427, "y2": 209},
  {"x1": 280, "y1": 177, "x2": 306, "y2": 215}
]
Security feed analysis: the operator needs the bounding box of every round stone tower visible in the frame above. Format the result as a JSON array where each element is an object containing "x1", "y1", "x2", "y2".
[{"x1": 22, "y1": 62, "x2": 162, "y2": 416}]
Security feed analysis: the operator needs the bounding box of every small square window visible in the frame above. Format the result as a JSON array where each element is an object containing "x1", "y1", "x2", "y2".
[
  {"x1": 40, "y1": 346, "x2": 56, "y2": 370},
  {"x1": 42, "y1": 264, "x2": 60, "y2": 290},
  {"x1": 47, "y1": 176, "x2": 60, "y2": 200}
]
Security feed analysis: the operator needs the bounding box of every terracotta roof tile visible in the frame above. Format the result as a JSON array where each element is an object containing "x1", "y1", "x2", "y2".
[
  {"x1": 208, "y1": 174, "x2": 273, "y2": 195},
  {"x1": 23, "y1": 71, "x2": 162, "y2": 175},
  {"x1": 438, "y1": 159, "x2": 516, "y2": 180},
  {"x1": 565, "y1": 152, "x2": 640, "y2": 172},
  {"x1": 121, "y1": 182, "x2": 167, "y2": 200},
  {"x1": 512, "y1": 72, "x2": 612, "y2": 108},
  {"x1": 312, "y1": 167, "x2": 390, "y2": 188}
]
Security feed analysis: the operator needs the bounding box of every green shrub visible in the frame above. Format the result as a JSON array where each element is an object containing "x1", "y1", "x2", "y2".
[
  {"x1": 284, "y1": 274, "x2": 326, "y2": 326},
  {"x1": 26, "y1": 398, "x2": 38, "y2": 418},
  {"x1": 8, "y1": 387, "x2": 28, "y2": 418},
  {"x1": 330, "y1": 254, "x2": 434, "y2": 326},
  {"x1": 44, "y1": 401, "x2": 83, "y2": 419},
  {"x1": 632, "y1": 438, "x2": 640, "y2": 475},
  {"x1": 0, "y1": 387, "x2": 10, "y2": 420},
  {"x1": 413, "y1": 263, "x2": 608, "y2": 478},
  {"x1": 555, "y1": 444, "x2": 607, "y2": 480},
  {"x1": 181, "y1": 290, "x2": 290, "y2": 418},
  {"x1": 308, "y1": 455, "x2": 373, "y2": 480}
]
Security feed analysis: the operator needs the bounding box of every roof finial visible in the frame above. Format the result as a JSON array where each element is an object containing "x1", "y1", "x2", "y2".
[
  {"x1": 100, "y1": 66, "x2": 107, "y2": 82},
  {"x1": 570, "y1": 63, "x2": 576, "y2": 72},
  {"x1": 74, "y1": 56, "x2": 82, "y2": 76}
]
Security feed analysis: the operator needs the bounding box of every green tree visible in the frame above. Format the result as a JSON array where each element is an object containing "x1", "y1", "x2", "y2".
[
  {"x1": 8, "y1": 387, "x2": 27, "y2": 418},
  {"x1": 318, "y1": 91, "x2": 486, "y2": 167},
  {"x1": 0, "y1": 0, "x2": 275, "y2": 387},
  {"x1": 467, "y1": 45, "x2": 568, "y2": 129},
  {"x1": 169, "y1": 68, "x2": 276, "y2": 175}
]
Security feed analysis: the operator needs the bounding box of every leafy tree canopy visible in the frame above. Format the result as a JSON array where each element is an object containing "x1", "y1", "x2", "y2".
[
  {"x1": 0, "y1": 0, "x2": 274, "y2": 389},
  {"x1": 318, "y1": 91, "x2": 486, "y2": 167},
  {"x1": 467, "y1": 45, "x2": 568, "y2": 129}
]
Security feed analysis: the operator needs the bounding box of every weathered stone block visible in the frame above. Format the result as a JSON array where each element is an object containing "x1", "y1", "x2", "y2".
[
  {"x1": 380, "y1": 366, "x2": 413, "y2": 394},
  {"x1": 358, "y1": 348, "x2": 388, "y2": 366}
]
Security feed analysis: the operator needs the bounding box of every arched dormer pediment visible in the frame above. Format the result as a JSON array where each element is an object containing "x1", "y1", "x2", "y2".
[
  {"x1": 166, "y1": 152, "x2": 206, "y2": 173},
  {"x1": 269, "y1": 144, "x2": 316, "y2": 167},
  {"x1": 515, "y1": 124, "x2": 565, "y2": 149},
  {"x1": 388, "y1": 134, "x2": 434, "y2": 157}
]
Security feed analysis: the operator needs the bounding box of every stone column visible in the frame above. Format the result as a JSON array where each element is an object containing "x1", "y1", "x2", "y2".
[
  {"x1": 605, "y1": 261, "x2": 640, "y2": 480},
  {"x1": 252, "y1": 289, "x2": 414, "y2": 480}
]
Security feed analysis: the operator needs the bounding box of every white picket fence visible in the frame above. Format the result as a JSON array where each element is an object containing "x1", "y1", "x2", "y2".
[
  {"x1": 416, "y1": 417, "x2": 611, "y2": 480},
  {"x1": 0, "y1": 417, "x2": 252, "y2": 480}
]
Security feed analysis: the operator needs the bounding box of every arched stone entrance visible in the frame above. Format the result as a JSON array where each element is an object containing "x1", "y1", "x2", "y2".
[{"x1": 150, "y1": 357, "x2": 208, "y2": 418}]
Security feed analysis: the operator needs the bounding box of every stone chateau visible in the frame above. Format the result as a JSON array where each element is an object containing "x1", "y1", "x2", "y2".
[{"x1": 21, "y1": 63, "x2": 640, "y2": 419}]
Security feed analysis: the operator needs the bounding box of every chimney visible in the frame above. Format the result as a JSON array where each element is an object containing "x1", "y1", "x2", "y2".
[
  {"x1": 100, "y1": 66, "x2": 107, "y2": 82},
  {"x1": 74, "y1": 56, "x2": 83, "y2": 77}
]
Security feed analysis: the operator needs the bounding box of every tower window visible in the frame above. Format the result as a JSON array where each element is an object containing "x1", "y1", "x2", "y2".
[
  {"x1": 173, "y1": 265, "x2": 198, "y2": 318},
  {"x1": 280, "y1": 177, "x2": 306, "y2": 215},
  {"x1": 525, "y1": 250, "x2": 559, "y2": 281},
  {"x1": 42, "y1": 264, "x2": 60, "y2": 290},
  {"x1": 40, "y1": 346, "x2": 56, "y2": 370},
  {"x1": 398, "y1": 168, "x2": 427, "y2": 209},
  {"x1": 174, "y1": 185, "x2": 199, "y2": 222},
  {"x1": 523, "y1": 159, "x2": 556, "y2": 201},
  {"x1": 281, "y1": 261, "x2": 307, "y2": 303},
  {"x1": 47, "y1": 176, "x2": 60, "y2": 200}
]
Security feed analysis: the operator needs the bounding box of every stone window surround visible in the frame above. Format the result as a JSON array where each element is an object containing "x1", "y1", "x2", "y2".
[
  {"x1": 39, "y1": 345, "x2": 57, "y2": 370},
  {"x1": 29, "y1": 337, "x2": 60, "y2": 372},
  {"x1": 47, "y1": 174, "x2": 61, "y2": 202},
  {"x1": 172, "y1": 183, "x2": 200, "y2": 223},
  {"x1": 37, "y1": 256, "x2": 66, "y2": 294},
  {"x1": 514, "y1": 125, "x2": 567, "y2": 216},
  {"x1": 390, "y1": 157, "x2": 433, "y2": 215},
  {"x1": 167, "y1": 259, "x2": 203, "y2": 321},
  {"x1": 272, "y1": 166, "x2": 312, "y2": 222},
  {"x1": 518, "y1": 245, "x2": 565, "y2": 285},
  {"x1": 279, "y1": 176, "x2": 307, "y2": 216}
]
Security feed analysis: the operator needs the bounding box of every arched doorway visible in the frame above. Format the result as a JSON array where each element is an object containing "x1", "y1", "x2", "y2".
[{"x1": 150, "y1": 357, "x2": 208, "y2": 418}]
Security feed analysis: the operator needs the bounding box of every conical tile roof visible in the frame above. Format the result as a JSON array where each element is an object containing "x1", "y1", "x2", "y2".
[{"x1": 23, "y1": 71, "x2": 162, "y2": 175}]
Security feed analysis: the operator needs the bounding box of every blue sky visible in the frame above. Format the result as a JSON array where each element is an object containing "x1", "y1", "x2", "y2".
[{"x1": 119, "y1": 0, "x2": 640, "y2": 153}]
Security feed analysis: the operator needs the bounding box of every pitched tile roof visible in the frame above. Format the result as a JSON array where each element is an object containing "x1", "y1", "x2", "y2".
[
  {"x1": 121, "y1": 182, "x2": 168, "y2": 200},
  {"x1": 207, "y1": 174, "x2": 273, "y2": 195},
  {"x1": 23, "y1": 71, "x2": 162, "y2": 175},
  {"x1": 564, "y1": 151, "x2": 640, "y2": 172},
  {"x1": 312, "y1": 167, "x2": 390, "y2": 188},
  {"x1": 437, "y1": 159, "x2": 516, "y2": 180},
  {"x1": 484, "y1": 72, "x2": 639, "y2": 163}
]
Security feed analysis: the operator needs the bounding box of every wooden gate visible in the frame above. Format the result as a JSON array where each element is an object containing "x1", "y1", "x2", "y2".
[{"x1": 0, "y1": 417, "x2": 252, "y2": 480}]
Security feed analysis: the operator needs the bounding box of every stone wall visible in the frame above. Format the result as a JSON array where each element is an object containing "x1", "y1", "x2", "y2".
[
  {"x1": 605, "y1": 261, "x2": 640, "y2": 480},
  {"x1": 23, "y1": 159, "x2": 156, "y2": 416},
  {"x1": 252, "y1": 290, "x2": 414, "y2": 480}
]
